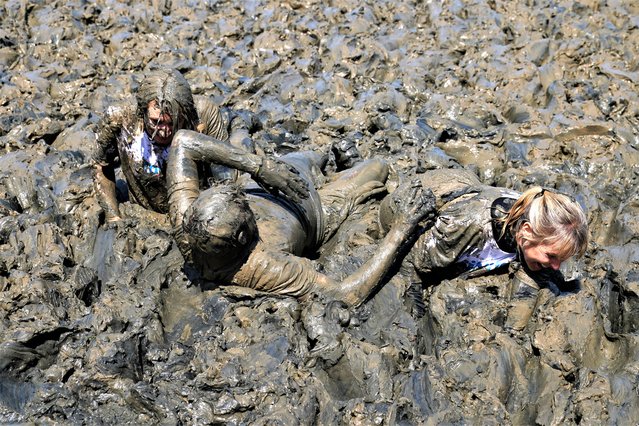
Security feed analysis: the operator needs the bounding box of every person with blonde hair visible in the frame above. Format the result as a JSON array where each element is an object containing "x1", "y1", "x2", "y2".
[
  {"x1": 379, "y1": 168, "x2": 589, "y2": 283},
  {"x1": 500, "y1": 186, "x2": 588, "y2": 273}
]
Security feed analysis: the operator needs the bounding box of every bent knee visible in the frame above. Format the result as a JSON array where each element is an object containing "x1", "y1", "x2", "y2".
[
  {"x1": 365, "y1": 158, "x2": 389, "y2": 179},
  {"x1": 348, "y1": 158, "x2": 389, "y2": 183}
]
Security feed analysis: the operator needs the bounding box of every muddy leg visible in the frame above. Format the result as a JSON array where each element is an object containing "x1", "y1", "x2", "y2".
[{"x1": 317, "y1": 158, "x2": 389, "y2": 244}]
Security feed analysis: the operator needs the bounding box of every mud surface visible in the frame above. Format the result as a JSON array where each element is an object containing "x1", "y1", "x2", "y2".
[{"x1": 1, "y1": 0, "x2": 639, "y2": 424}]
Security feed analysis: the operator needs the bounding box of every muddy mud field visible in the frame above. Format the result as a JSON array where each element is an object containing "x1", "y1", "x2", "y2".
[{"x1": 1, "y1": 0, "x2": 638, "y2": 424}]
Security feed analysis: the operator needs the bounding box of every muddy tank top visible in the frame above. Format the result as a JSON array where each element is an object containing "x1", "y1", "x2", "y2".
[
  {"x1": 124, "y1": 129, "x2": 169, "y2": 177},
  {"x1": 456, "y1": 196, "x2": 518, "y2": 276}
]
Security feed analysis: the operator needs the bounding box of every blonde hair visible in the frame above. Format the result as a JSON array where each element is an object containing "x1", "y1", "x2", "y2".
[{"x1": 502, "y1": 187, "x2": 589, "y2": 259}]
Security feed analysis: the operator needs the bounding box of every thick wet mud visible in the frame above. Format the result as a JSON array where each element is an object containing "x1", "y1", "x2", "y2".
[{"x1": 1, "y1": 0, "x2": 638, "y2": 424}]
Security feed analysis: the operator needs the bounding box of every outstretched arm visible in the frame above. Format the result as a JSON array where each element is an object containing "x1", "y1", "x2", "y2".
[
  {"x1": 314, "y1": 179, "x2": 436, "y2": 307},
  {"x1": 168, "y1": 129, "x2": 308, "y2": 200}
]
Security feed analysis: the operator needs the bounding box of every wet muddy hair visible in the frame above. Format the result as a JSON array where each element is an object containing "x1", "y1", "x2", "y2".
[
  {"x1": 136, "y1": 68, "x2": 199, "y2": 135},
  {"x1": 501, "y1": 187, "x2": 589, "y2": 259},
  {"x1": 183, "y1": 184, "x2": 258, "y2": 257}
]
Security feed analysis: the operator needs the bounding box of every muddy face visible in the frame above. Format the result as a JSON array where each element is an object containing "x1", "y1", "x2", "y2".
[
  {"x1": 145, "y1": 100, "x2": 174, "y2": 146},
  {"x1": 519, "y1": 239, "x2": 567, "y2": 271}
]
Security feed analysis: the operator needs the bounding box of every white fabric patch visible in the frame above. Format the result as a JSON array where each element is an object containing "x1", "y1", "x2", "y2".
[{"x1": 126, "y1": 130, "x2": 170, "y2": 176}]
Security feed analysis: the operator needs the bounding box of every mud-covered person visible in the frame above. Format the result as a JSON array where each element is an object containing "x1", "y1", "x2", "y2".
[
  {"x1": 380, "y1": 168, "x2": 589, "y2": 312},
  {"x1": 166, "y1": 132, "x2": 437, "y2": 306},
  {"x1": 92, "y1": 68, "x2": 308, "y2": 223}
]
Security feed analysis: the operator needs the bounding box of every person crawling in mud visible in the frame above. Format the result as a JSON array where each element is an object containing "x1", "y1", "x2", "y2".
[
  {"x1": 166, "y1": 131, "x2": 436, "y2": 307},
  {"x1": 92, "y1": 68, "x2": 308, "y2": 222},
  {"x1": 379, "y1": 168, "x2": 589, "y2": 291}
]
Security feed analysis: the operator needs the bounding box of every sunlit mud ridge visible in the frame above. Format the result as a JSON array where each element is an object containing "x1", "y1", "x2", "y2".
[{"x1": 1, "y1": 0, "x2": 638, "y2": 423}]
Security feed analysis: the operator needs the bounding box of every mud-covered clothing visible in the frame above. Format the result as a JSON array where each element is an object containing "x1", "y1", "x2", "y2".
[
  {"x1": 93, "y1": 97, "x2": 236, "y2": 214},
  {"x1": 454, "y1": 196, "x2": 518, "y2": 275},
  {"x1": 229, "y1": 249, "x2": 322, "y2": 298},
  {"x1": 186, "y1": 154, "x2": 388, "y2": 300},
  {"x1": 409, "y1": 168, "x2": 520, "y2": 278},
  {"x1": 223, "y1": 174, "x2": 340, "y2": 298}
]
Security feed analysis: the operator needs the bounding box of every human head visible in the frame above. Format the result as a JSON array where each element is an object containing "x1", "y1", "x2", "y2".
[
  {"x1": 503, "y1": 187, "x2": 589, "y2": 271},
  {"x1": 183, "y1": 185, "x2": 257, "y2": 259},
  {"x1": 136, "y1": 68, "x2": 198, "y2": 145}
]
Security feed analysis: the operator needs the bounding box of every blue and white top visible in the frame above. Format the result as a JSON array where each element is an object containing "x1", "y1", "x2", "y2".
[{"x1": 126, "y1": 130, "x2": 170, "y2": 177}]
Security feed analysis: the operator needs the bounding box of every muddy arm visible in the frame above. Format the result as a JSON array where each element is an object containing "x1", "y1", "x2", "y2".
[
  {"x1": 168, "y1": 130, "x2": 308, "y2": 198},
  {"x1": 227, "y1": 110, "x2": 259, "y2": 152},
  {"x1": 195, "y1": 96, "x2": 229, "y2": 141},
  {"x1": 196, "y1": 99, "x2": 255, "y2": 182},
  {"x1": 92, "y1": 106, "x2": 130, "y2": 222},
  {"x1": 315, "y1": 180, "x2": 436, "y2": 307},
  {"x1": 315, "y1": 224, "x2": 418, "y2": 307},
  {"x1": 93, "y1": 164, "x2": 121, "y2": 222}
]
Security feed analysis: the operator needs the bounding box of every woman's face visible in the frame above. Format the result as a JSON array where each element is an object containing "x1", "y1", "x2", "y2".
[
  {"x1": 146, "y1": 100, "x2": 174, "y2": 145},
  {"x1": 517, "y1": 223, "x2": 568, "y2": 271},
  {"x1": 520, "y1": 240, "x2": 567, "y2": 271}
]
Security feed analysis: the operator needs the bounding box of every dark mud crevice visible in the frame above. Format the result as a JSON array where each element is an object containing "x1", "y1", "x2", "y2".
[{"x1": 609, "y1": 283, "x2": 639, "y2": 335}]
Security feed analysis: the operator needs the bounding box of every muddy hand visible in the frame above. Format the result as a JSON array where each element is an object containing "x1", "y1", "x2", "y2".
[
  {"x1": 255, "y1": 157, "x2": 310, "y2": 202},
  {"x1": 391, "y1": 179, "x2": 436, "y2": 227}
]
